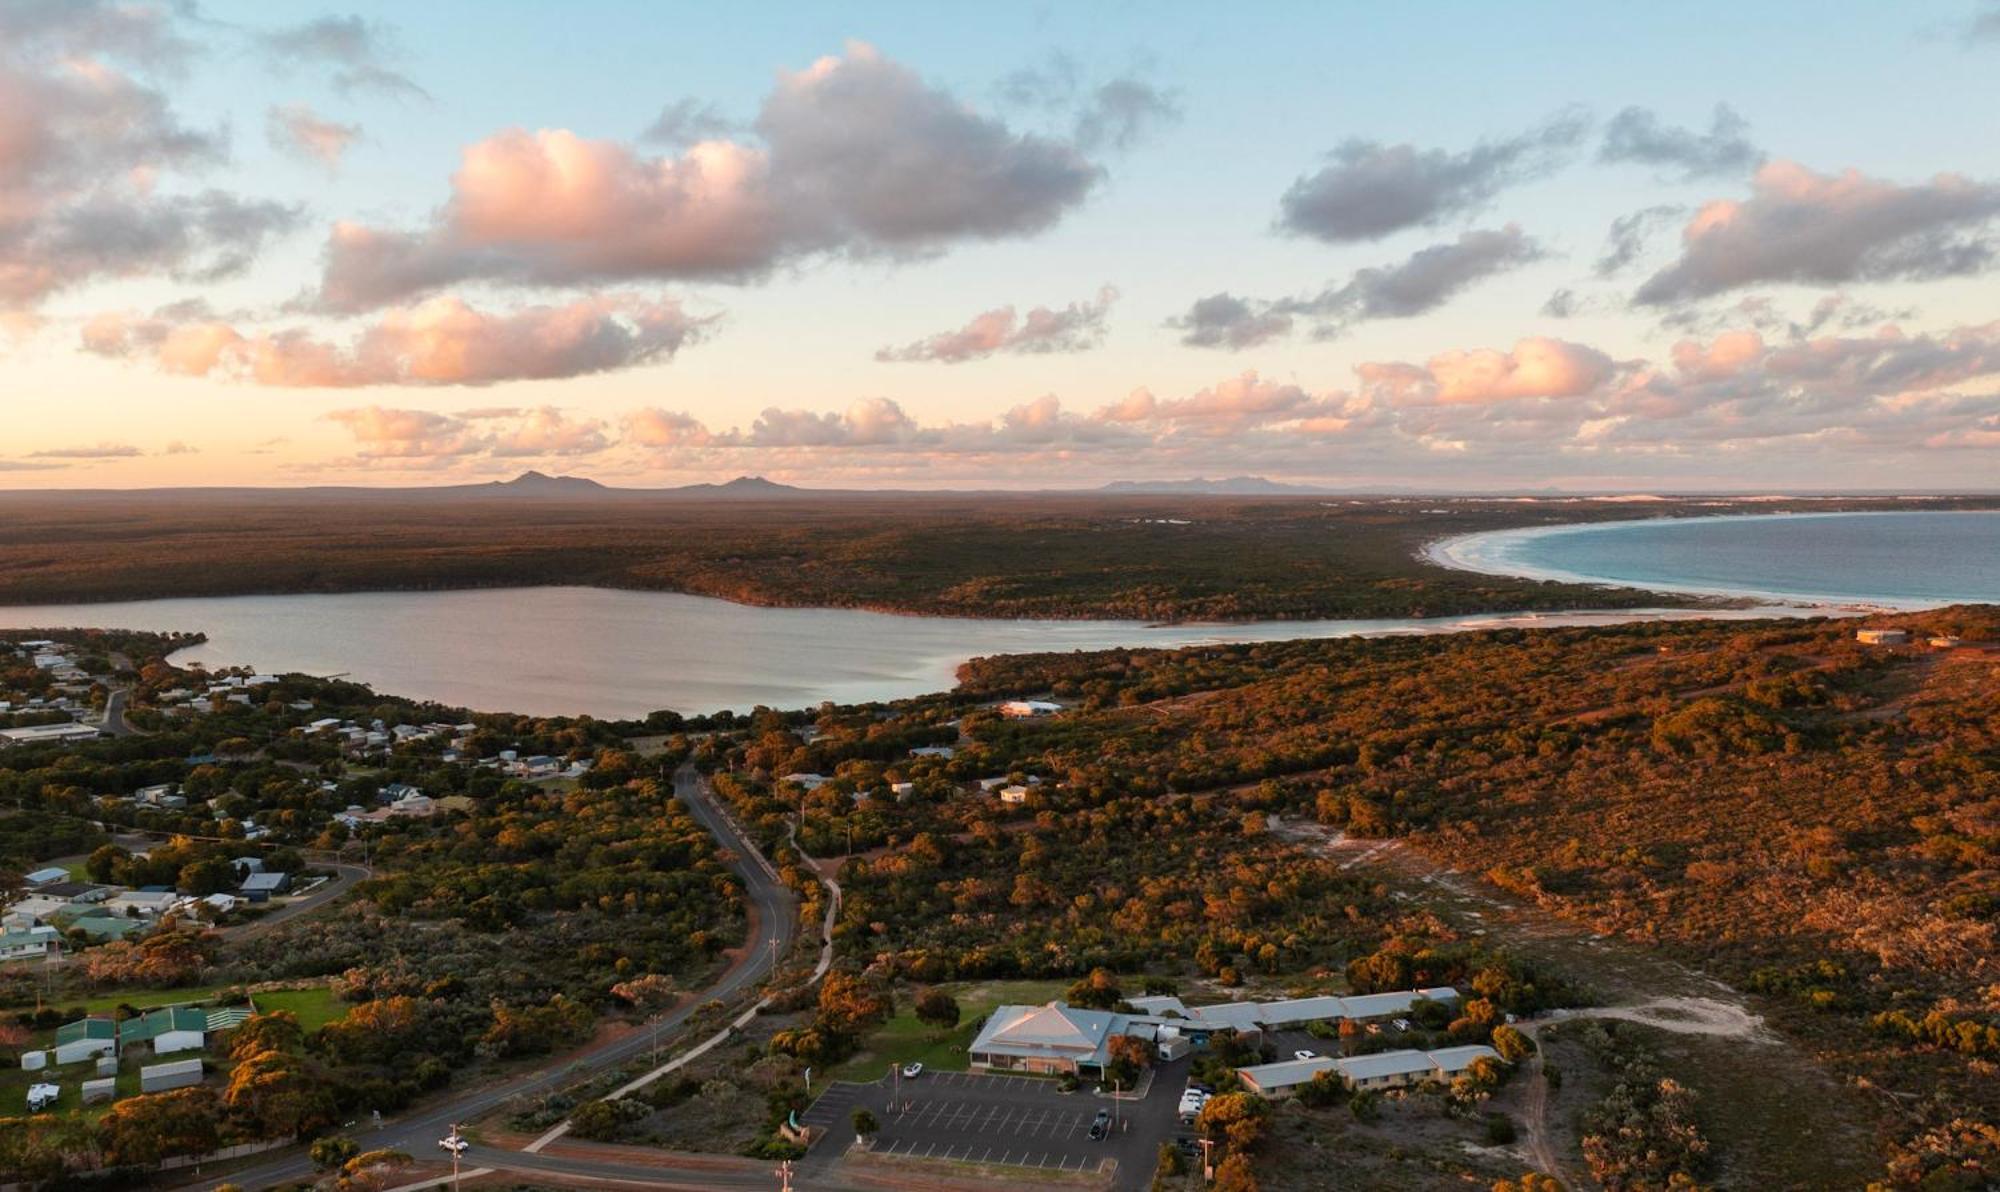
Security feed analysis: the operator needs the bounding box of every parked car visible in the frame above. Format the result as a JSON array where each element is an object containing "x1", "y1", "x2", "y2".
[
  {"x1": 1089, "y1": 1108, "x2": 1112, "y2": 1140},
  {"x1": 1294, "y1": 1049, "x2": 1317, "y2": 1060},
  {"x1": 1391, "y1": 1018, "x2": 1412, "y2": 1032},
  {"x1": 901, "y1": 1062, "x2": 923, "y2": 1078}
]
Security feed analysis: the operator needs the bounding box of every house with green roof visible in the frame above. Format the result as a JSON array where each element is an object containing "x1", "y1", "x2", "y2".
[
  {"x1": 118, "y1": 1007, "x2": 209, "y2": 1056},
  {"x1": 53, "y1": 1017, "x2": 116, "y2": 1065},
  {"x1": 52, "y1": 906, "x2": 148, "y2": 942}
]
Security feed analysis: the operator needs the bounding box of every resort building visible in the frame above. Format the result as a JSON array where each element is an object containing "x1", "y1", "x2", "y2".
[
  {"x1": 1236, "y1": 1044, "x2": 1504, "y2": 1098},
  {"x1": 968, "y1": 986, "x2": 1462, "y2": 1077},
  {"x1": 968, "y1": 1003, "x2": 1123, "y2": 1075}
]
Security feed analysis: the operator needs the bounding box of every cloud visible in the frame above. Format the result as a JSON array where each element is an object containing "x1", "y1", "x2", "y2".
[
  {"x1": 0, "y1": 8, "x2": 303, "y2": 309},
  {"x1": 267, "y1": 103, "x2": 360, "y2": 168},
  {"x1": 1276, "y1": 112, "x2": 1588, "y2": 243},
  {"x1": 640, "y1": 98, "x2": 739, "y2": 148},
  {"x1": 29, "y1": 443, "x2": 142, "y2": 459},
  {"x1": 317, "y1": 42, "x2": 1103, "y2": 311},
  {"x1": 326, "y1": 405, "x2": 608, "y2": 461},
  {"x1": 1409, "y1": 337, "x2": 1618, "y2": 404},
  {"x1": 83, "y1": 293, "x2": 712, "y2": 386},
  {"x1": 995, "y1": 56, "x2": 1180, "y2": 151},
  {"x1": 1635, "y1": 160, "x2": 2000, "y2": 304},
  {"x1": 0, "y1": 459, "x2": 70, "y2": 472},
  {"x1": 1167, "y1": 293, "x2": 1294, "y2": 350},
  {"x1": 613, "y1": 317, "x2": 2000, "y2": 483},
  {"x1": 1072, "y1": 78, "x2": 1180, "y2": 151},
  {"x1": 876, "y1": 286, "x2": 1117, "y2": 363},
  {"x1": 163, "y1": 440, "x2": 198, "y2": 455},
  {"x1": 1598, "y1": 104, "x2": 1763, "y2": 180},
  {"x1": 1170, "y1": 226, "x2": 1544, "y2": 348},
  {"x1": 1595, "y1": 204, "x2": 1684, "y2": 276},
  {"x1": 1965, "y1": 1, "x2": 2000, "y2": 42},
  {"x1": 1542, "y1": 288, "x2": 1579, "y2": 318},
  {"x1": 257, "y1": 15, "x2": 428, "y2": 100}
]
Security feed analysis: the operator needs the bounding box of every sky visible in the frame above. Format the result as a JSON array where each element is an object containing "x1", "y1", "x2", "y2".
[{"x1": 4, "y1": 0, "x2": 1999, "y2": 491}]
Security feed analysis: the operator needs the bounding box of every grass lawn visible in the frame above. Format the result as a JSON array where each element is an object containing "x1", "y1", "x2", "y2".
[
  {"x1": 0, "y1": 1046, "x2": 168, "y2": 1121},
  {"x1": 830, "y1": 977, "x2": 1108, "y2": 1082},
  {"x1": 253, "y1": 985, "x2": 344, "y2": 1032}
]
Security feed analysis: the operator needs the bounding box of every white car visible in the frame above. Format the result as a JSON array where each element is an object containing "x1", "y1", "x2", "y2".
[
  {"x1": 438, "y1": 1136, "x2": 468, "y2": 1155},
  {"x1": 1294, "y1": 1049, "x2": 1317, "y2": 1060},
  {"x1": 1391, "y1": 1018, "x2": 1412, "y2": 1032},
  {"x1": 901, "y1": 1062, "x2": 923, "y2": 1079}
]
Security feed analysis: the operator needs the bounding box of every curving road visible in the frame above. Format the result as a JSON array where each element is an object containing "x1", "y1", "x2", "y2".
[{"x1": 200, "y1": 763, "x2": 798, "y2": 1190}]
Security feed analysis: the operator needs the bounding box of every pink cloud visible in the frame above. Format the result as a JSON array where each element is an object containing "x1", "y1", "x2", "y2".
[
  {"x1": 315, "y1": 42, "x2": 1101, "y2": 311},
  {"x1": 82, "y1": 293, "x2": 711, "y2": 386},
  {"x1": 1421, "y1": 337, "x2": 1617, "y2": 403}
]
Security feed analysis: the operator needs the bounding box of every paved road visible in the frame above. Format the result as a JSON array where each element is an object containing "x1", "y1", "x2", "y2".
[
  {"x1": 230, "y1": 862, "x2": 372, "y2": 940},
  {"x1": 199, "y1": 763, "x2": 798, "y2": 1190},
  {"x1": 97, "y1": 684, "x2": 140, "y2": 737}
]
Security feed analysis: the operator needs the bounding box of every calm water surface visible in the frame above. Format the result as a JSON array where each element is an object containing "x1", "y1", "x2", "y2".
[
  {"x1": 1436, "y1": 510, "x2": 2000, "y2": 607},
  {"x1": 0, "y1": 587, "x2": 1787, "y2": 718}
]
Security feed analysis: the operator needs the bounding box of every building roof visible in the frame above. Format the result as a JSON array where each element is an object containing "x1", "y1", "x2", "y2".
[
  {"x1": 119, "y1": 1007, "x2": 208, "y2": 1043},
  {"x1": 56, "y1": 1017, "x2": 115, "y2": 1045},
  {"x1": 1334, "y1": 988, "x2": 1460, "y2": 1020},
  {"x1": 1124, "y1": 994, "x2": 1188, "y2": 1016},
  {"x1": 1335, "y1": 1050, "x2": 1440, "y2": 1082},
  {"x1": 35, "y1": 881, "x2": 102, "y2": 899},
  {"x1": 968, "y1": 1002, "x2": 1119, "y2": 1063},
  {"x1": 24, "y1": 867, "x2": 71, "y2": 885},
  {"x1": 1237, "y1": 1056, "x2": 1341, "y2": 1091},
  {"x1": 240, "y1": 872, "x2": 289, "y2": 892},
  {"x1": 1425, "y1": 1044, "x2": 1502, "y2": 1073},
  {"x1": 141, "y1": 1058, "x2": 204, "y2": 1078}
]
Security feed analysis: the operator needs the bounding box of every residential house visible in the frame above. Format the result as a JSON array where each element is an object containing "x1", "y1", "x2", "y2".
[
  {"x1": 118, "y1": 1007, "x2": 208, "y2": 1056},
  {"x1": 105, "y1": 890, "x2": 179, "y2": 917},
  {"x1": 53, "y1": 1018, "x2": 117, "y2": 1065},
  {"x1": 36, "y1": 881, "x2": 112, "y2": 905},
  {"x1": 239, "y1": 872, "x2": 291, "y2": 901},
  {"x1": 998, "y1": 699, "x2": 1063, "y2": 718},
  {"x1": 1856, "y1": 629, "x2": 1909, "y2": 645},
  {"x1": 23, "y1": 866, "x2": 70, "y2": 886},
  {"x1": 0, "y1": 925, "x2": 57, "y2": 962}
]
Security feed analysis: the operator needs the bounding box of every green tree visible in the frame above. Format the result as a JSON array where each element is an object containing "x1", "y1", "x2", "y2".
[
  {"x1": 914, "y1": 988, "x2": 961, "y2": 1031},
  {"x1": 1065, "y1": 967, "x2": 1123, "y2": 1010},
  {"x1": 311, "y1": 1136, "x2": 361, "y2": 1171},
  {"x1": 852, "y1": 1108, "x2": 879, "y2": 1139}
]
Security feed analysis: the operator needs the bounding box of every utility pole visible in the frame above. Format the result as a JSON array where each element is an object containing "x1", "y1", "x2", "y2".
[
  {"x1": 447, "y1": 1123, "x2": 463, "y2": 1192},
  {"x1": 775, "y1": 1158, "x2": 794, "y2": 1192},
  {"x1": 1199, "y1": 1136, "x2": 1215, "y2": 1181}
]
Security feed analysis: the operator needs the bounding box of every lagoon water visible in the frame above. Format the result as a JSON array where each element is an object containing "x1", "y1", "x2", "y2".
[
  {"x1": 1435, "y1": 510, "x2": 2000, "y2": 608},
  {"x1": 0, "y1": 587, "x2": 1790, "y2": 719}
]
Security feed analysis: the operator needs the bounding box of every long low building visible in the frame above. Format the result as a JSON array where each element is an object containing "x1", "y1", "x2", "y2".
[
  {"x1": 1124, "y1": 987, "x2": 1459, "y2": 1032},
  {"x1": 1237, "y1": 1043, "x2": 1504, "y2": 1098},
  {"x1": 968, "y1": 985, "x2": 1461, "y2": 1077}
]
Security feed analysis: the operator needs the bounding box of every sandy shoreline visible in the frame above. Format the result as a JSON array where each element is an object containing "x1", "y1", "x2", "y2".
[{"x1": 1420, "y1": 514, "x2": 1955, "y2": 613}]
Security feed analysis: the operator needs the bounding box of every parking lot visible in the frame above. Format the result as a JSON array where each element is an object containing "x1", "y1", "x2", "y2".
[{"x1": 801, "y1": 1065, "x2": 1187, "y2": 1190}]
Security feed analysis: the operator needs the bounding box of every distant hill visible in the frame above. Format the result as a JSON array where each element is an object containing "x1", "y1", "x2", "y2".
[
  {"x1": 668, "y1": 475, "x2": 808, "y2": 498},
  {"x1": 1098, "y1": 476, "x2": 1331, "y2": 495},
  {"x1": 489, "y1": 470, "x2": 611, "y2": 495}
]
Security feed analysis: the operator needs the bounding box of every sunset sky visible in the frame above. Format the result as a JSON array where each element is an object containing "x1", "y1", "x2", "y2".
[{"x1": 5, "y1": 0, "x2": 2000, "y2": 490}]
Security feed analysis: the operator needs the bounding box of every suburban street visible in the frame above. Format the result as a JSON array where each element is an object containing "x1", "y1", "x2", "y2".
[{"x1": 192, "y1": 763, "x2": 802, "y2": 1190}]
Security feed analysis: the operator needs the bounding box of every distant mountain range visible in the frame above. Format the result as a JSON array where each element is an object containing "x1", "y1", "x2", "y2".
[{"x1": 1096, "y1": 476, "x2": 1332, "y2": 495}]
